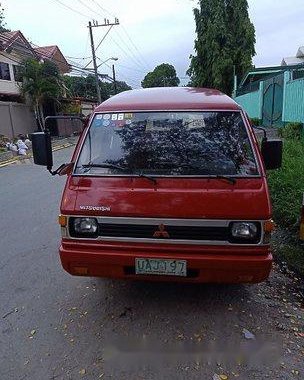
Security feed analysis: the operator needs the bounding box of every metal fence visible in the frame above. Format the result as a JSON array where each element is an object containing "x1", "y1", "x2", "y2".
[{"x1": 235, "y1": 71, "x2": 304, "y2": 125}]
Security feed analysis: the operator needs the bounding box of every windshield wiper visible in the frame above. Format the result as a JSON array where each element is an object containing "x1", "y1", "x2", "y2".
[
  {"x1": 82, "y1": 163, "x2": 157, "y2": 185},
  {"x1": 215, "y1": 175, "x2": 237, "y2": 185},
  {"x1": 82, "y1": 163, "x2": 127, "y2": 171}
]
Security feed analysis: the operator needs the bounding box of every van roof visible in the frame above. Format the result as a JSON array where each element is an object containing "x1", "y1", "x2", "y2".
[{"x1": 94, "y1": 87, "x2": 240, "y2": 112}]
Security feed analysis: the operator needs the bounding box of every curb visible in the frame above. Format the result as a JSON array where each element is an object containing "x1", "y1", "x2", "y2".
[{"x1": 0, "y1": 143, "x2": 75, "y2": 169}]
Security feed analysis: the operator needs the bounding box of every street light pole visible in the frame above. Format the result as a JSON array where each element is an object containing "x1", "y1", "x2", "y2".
[
  {"x1": 88, "y1": 21, "x2": 102, "y2": 104},
  {"x1": 112, "y1": 64, "x2": 117, "y2": 95},
  {"x1": 97, "y1": 57, "x2": 118, "y2": 69}
]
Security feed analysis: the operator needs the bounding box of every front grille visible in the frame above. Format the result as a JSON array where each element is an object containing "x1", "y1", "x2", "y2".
[{"x1": 99, "y1": 223, "x2": 229, "y2": 241}]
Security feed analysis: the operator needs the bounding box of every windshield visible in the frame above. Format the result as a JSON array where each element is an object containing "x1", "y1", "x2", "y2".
[{"x1": 74, "y1": 111, "x2": 259, "y2": 177}]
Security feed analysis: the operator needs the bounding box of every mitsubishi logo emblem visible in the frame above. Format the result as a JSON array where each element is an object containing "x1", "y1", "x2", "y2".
[{"x1": 153, "y1": 224, "x2": 170, "y2": 238}]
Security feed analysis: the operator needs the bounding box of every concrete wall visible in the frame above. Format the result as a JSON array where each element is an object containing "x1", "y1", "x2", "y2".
[{"x1": 0, "y1": 101, "x2": 36, "y2": 139}]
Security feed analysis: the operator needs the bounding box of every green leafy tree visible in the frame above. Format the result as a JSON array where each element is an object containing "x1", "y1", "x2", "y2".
[
  {"x1": 141, "y1": 63, "x2": 180, "y2": 88},
  {"x1": 20, "y1": 59, "x2": 63, "y2": 129},
  {"x1": 188, "y1": 0, "x2": 255, "y2": 95},
  {"x1": 0, "y1": 4, "x2": 9, "y2": 32},
  {"x1": 63, "y1": 74, "x2": 131, "y2": 101}
]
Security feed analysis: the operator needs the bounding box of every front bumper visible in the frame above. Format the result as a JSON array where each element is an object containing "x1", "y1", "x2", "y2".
[{"x1": 59, "y1": 240, "x2": 272, "y2": 284}]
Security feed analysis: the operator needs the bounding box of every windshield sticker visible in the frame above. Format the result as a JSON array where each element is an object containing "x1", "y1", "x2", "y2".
[
  {"x1": 111, "y1": 114, "x2": 118, "y2": 121},
  {"x1": 93, "y1": 119, "x2": 103, "y2": 127},
  {"x1": 96, "y1": 114, "x2": 103, "y2": 120},
  {"x1": 117, "y1": 120, "x2": 125, "y2": 127},
  {"x1": 118, "y1": 113, "x2": 124, "y2": 120},
  {"x1": 124, "y1": 113, "x2": 133, "y2": 119},
  {"x1": 103, "y1": 114, "x2": 110, "y2": 120},
  {"x1": 103, "y1": 120, "x2": 110, "y2": 127}
]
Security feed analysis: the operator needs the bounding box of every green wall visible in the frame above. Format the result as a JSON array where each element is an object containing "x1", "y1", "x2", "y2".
[
  {"x1": 234, "y1": 89, "x2": 262, "y2": 119},
  {"x1": 283, "y1": 78, "x2": 304, "y2": 123},
  {"x1": 235, "y1": 73, "x2": 304, "y2": 124}
]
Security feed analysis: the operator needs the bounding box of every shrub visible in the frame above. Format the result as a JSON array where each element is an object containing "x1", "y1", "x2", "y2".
[
  {"x1": 278, "y1": 122, "x2": 303, "y2": 140},
  {"x1": 250, "y1": 118, "x2": 261, "y2": 126},
  {"x1": 267, "y1": 139, "x2": 304, "y2": 229}
]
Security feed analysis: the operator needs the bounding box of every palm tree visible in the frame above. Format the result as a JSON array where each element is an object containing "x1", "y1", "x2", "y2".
[{"x1": 20, "y1": 59, "x2": 63, "y2": 130}]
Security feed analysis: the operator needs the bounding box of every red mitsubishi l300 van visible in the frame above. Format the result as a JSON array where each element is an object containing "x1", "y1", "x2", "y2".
[{"x1": 33, "y1": 87, "x2": 282, "y2": 283}]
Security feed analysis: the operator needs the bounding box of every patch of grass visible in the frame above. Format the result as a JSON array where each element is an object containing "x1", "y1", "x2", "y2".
[
  {"x1": 250, "y1": 117, "x2": 261, "y2": 126},
  {"x1": 268, "y1": 139, "x2": 304, "y2": 230},
  {"x1": 278, "y1": 122, "x2": 303, "y2": 140},
  {"x1": 268, "y1": 139, "x2": 304, "y2": 275},
  {"x1": 273, "y1": 243, "x2": 304, "y2": 276}
]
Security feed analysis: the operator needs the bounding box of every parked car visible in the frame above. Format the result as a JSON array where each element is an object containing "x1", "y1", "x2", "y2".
[{"x1": 31, "y1": 87, "x2": 282, "y2": 283}]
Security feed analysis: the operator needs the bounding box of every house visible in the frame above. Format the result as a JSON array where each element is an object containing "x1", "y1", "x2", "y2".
[
  {"x1": 0, "y1": 30, "x2": 36, "y2": 102},
  {"x1": 0, "y1": 30, "x2": 70, "y2": 102},
  {"x1": 0, "y1": 30, "x2": 71, "y2": 138},
  {"x1": 281, "y1": 46, "x2": 304, "y2": 66},
  {"x1": 34, "y1": 45, "x2": 70, "y2": 74}
]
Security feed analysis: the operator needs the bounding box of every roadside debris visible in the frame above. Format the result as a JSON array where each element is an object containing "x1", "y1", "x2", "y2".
[
  {"x1": 242, "y1": 328, "x2": 256, "y2": 340},
  {"x1": 213, "y1": 374, "x2": 229, "y2": 380},
  {"x1": 2, "y1": 308, "x2": 18, "y2": 319}
]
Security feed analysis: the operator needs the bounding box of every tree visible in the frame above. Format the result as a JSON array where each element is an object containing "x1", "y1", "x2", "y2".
[
  {"x1": 0, "y1": 4, "x2": 9, "y2": 32},
  {"x1": 187, "y1": 0, "x2": 255, "y2": 95},
  {"x1": 63, "y1": 75, "x2": 132, "y2": 101},
  {"x1": 20, "y1": 59, "x2": 64, "y2": 129},
  {"x1": 141, "y1": 63, "x2": 180, "y2": 88}
]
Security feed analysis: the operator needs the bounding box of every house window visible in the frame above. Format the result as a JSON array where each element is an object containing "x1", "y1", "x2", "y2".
[
  {"x1": 13, "y1": 65, "x2": 22, "y2": 82},
  {"x1": 0, "y1": 62, "x2": 11, "y2": 80}
]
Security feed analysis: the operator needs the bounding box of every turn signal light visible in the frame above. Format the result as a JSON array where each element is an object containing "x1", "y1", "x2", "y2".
[
  {"x1": 58, "y1": 215, "x2": 67, "y2": 227},
  {"x1": 73, "y1": 266, "x2": 88, "y2": 275},
  {"x1": 264, "y1": 220, "x2": 275, "y2": 233}
]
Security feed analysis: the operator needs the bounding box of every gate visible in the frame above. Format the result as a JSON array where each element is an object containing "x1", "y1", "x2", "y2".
[{"x1": 262, "y1": 74, "x2": 284, "y2": 126}]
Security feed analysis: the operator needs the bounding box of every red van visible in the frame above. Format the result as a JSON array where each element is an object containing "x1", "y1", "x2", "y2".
[{"x1": 32, "y1": 87, "x2": 283, "y2": 283}]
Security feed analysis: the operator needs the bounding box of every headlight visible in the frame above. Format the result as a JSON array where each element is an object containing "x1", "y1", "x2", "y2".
[
  {"x1": 70, "y1": 217, "x2": 98, "y2": 238},
  {"x1": 230, "y1": 222, "x2": 260, "y2": 243}
]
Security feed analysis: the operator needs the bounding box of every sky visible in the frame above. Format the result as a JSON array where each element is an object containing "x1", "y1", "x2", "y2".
[{"x1": 2, "y1": 0, "x2": 304, "y2": 88}]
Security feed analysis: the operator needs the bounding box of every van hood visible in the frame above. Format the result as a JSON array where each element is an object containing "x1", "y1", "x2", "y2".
[{"x1": 62, "y1": 176, "x2": 271, "y2": 220}]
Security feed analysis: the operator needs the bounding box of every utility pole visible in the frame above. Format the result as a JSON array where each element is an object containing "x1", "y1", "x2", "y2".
[
  {"x1": 87, "y1": 18, "x2": 120, "y2": 104},
  {"x1": 88, "y1": 21, "x2": 101, "y2": 104},
  {"x1": 112, "y1": 64, "x2": 117, "y2": 95}
]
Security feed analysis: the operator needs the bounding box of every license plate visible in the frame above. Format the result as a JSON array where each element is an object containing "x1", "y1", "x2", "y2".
[{"x1": 135, "y1": 258, "x2": 187, "y2": 277}]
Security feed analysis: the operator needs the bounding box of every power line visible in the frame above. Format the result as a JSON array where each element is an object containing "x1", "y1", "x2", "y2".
[
  {"x1": 83, "y1": 24, "x2": 114, "y2": 69},
  {"x1": 75, "y1": 0, "x2": 100, "y2": 17},
  {"x1": 88, "y1": 0, "x2": 116, "y2": 18},
  {"x1": 50, "y1": 0, "x2": 91, "y2": 19},
  {"x1": 109, "y1": 36, "x2": 146, "y2": 72},
  {"x1": 87, "y1": 19, "x2": 119, "y2": 103},
  {"x1": 115, "y1": 63, "x2": 146, "y2": 74},
  {"x1": 71, "y1": 0, "x2": 149, "y2": 72},
  {"x1": 120, "y1": 26, "x2": 150, "y2": 70},
  {"x1": 113, "y1": 29, "x2": 149, "y2": 71},
  {"x1": 49, "y1": 0, "x2": 149, "y2": 81},
  {"x1": 104, "y1": 62, "x2": 140, "y2": 88}
]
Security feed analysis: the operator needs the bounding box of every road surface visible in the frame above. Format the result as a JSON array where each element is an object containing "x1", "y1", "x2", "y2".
[{"x1": 0, "y1": 147, "x2": 303, "y2": 380}]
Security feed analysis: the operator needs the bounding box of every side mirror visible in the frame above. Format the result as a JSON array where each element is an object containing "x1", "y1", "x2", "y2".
[
  {"x1": 261, "y1": 139, "x2": 283, "y2": 170},
  {"x1": 30, "y1": 132, "x2": 53, "y2": 170}
]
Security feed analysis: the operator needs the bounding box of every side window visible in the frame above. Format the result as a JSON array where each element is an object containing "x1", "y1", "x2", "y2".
[
  {"x1": 0, "y1": 62, "x2": 11, "y2": 80},
  {"x1": 13, "y1": 65, "x2": 22, "y2": 82}
]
